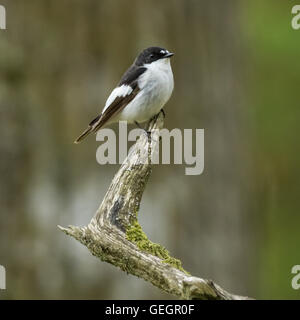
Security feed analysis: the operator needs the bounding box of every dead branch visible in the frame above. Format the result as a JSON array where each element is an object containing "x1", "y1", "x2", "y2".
[{"x1": 59, "y1": 112, "x2": 252, "y2": 300}]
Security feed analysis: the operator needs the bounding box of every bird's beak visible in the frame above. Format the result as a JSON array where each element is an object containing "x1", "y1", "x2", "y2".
[{"x1": 164, "y1": 52, "x2": 174, "y2": 58}]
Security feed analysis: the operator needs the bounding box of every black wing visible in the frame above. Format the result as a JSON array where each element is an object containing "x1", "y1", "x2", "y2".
[
  {"x1": 119, "y1": 64, "x2": 147, "y2": 86},
  {"x1": 74, "y1": 65, "x2": 146, "y2": 143}
]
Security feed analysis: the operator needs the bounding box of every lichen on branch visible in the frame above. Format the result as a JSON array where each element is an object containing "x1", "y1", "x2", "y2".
[
  {"x1": 126, "y1": 218, "x2": 189, "y2": 274},
  {"x1": 59, "y1": 112, "x2": 252, "y2": 300}
]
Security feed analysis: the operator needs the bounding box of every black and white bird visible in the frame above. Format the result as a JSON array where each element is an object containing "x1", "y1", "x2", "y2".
[{"x1": 74, "y1": 46, "x2": 174, "y2": 143}]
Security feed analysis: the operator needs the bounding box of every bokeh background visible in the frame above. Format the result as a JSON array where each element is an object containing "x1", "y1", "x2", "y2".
[{"x1": 0, "y1": 0, "x2": 299, "y2": 299}]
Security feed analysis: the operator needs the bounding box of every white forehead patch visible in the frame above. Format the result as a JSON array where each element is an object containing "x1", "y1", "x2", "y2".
[{"x1": 160, "y1": 49, "x2": 168, "y2": 54}]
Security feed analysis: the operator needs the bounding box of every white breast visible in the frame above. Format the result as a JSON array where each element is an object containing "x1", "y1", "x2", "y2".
[
  {"x1": 117, "y1": 58, "x2": 174, "y2": 123},
  {"x1": 139, "y1": 58, "x2": 174, "y2": 109}
]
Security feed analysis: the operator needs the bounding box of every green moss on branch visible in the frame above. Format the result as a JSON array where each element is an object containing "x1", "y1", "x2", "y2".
[{"x1": 126, "y1": 219, "x2": 189, "y2": 274}]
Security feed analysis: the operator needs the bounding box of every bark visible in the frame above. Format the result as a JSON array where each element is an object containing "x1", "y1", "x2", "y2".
[{"x1": 59, "y1": 113, "x2": 252, "y2": 300}]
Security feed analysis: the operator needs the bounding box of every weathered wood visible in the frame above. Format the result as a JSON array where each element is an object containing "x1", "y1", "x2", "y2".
[{"x1": 59, "y1": 112, "x2": 252, "y2": 300}]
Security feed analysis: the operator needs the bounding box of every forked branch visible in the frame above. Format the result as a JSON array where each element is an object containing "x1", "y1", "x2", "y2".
[{"x1": 59, "y1": 112, "x2": 251, "y2": 300}]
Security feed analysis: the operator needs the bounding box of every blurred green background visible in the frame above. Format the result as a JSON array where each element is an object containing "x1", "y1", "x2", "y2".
[{"x1": 0, "y1": 0, "x2": 299, "y2": 299}]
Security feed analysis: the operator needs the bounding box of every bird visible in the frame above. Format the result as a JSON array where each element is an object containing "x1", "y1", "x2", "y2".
[{"x1": 74, "y1": 46, "x2": 174, "y2": 143}]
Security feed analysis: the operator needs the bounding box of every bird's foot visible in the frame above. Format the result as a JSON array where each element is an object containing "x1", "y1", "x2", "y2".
[{"x1": 135, "y1": 121, "x2": 152, "y2": 143}]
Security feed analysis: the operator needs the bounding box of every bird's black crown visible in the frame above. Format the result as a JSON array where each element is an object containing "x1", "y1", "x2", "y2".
[{"x1": 135, "y1": 46, "x2": 174, "y2": 66}]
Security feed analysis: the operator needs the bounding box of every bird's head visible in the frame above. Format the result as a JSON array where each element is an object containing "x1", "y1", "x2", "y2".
[{"x1": 136, "y1": 46, "x2": 174, "y2": 66}]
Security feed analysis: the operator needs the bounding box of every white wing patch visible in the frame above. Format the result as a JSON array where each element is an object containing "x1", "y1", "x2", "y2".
[{"x1": 102, "y1": 85, "x2": 133, "y2": 113}]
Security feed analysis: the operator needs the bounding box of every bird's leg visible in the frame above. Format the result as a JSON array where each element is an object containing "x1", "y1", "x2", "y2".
[
  {"x1": 147, "y1": 109, "x2": 165, "y2": 125},
  {"x1": 134, "y1": 120, "x2": 143, "y2": 130},
  {"x1": 150, "y1": 109, "x2": 165, "y2": 123},
  {"x1": 143, "y1": 109, "x2": 165, "y2": 143},
  {"x1": 156, "y1": 109, "x2": 165, "y2": 142},
  {"x1": 135, "y1": 121, "x2": 151, "y2": 142}
]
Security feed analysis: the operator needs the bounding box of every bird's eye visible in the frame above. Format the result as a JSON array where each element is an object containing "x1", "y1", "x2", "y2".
[{"x1": 150, "y1": 54, "x2": 154, "y2": 58}]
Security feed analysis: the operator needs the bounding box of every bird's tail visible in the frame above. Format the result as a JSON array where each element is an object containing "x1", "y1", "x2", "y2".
[
  {"x1": 74, "y1": 114, "x2": 102, "y2": 144},
  {"x1": 74, "y1": 126, "x2": 94, "y2": 144}
]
